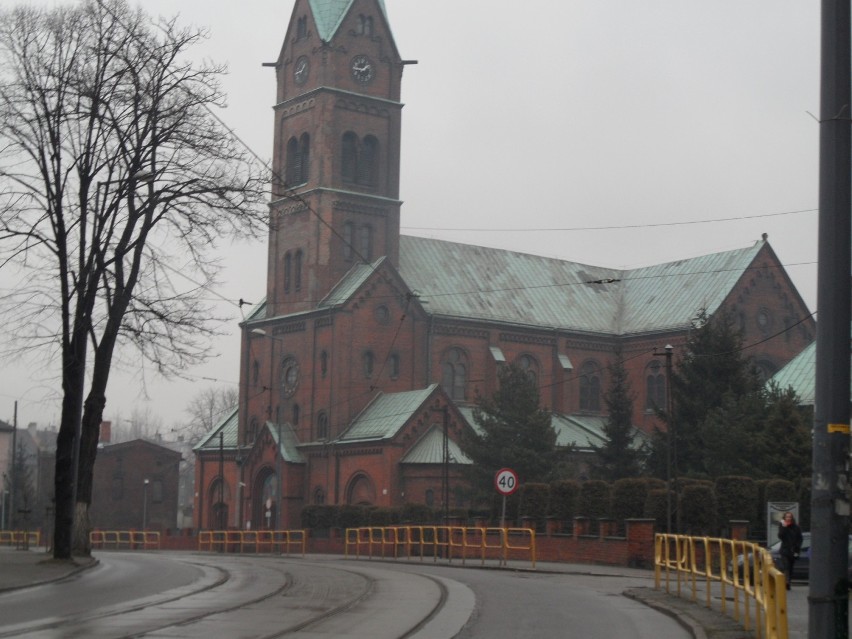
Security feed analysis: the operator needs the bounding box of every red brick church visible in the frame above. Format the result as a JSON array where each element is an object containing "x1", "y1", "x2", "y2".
[{"x1": 193, "y1": 0, "x2": 815, "y2": 531}]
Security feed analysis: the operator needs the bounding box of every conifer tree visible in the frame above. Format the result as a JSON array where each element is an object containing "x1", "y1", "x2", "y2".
[{"x1": 593, "y1": 347, "x2": 643, "y2": 480}]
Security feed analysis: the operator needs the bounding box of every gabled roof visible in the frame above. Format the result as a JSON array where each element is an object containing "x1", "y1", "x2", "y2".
[
  {"x1": 319, "y1": 257, "x2": 387, "y2": 308},
  {"x1": 768, "y1": 338, "x2": 852, "y2": 407},
  {"x1": 400, "y1": 424, "x2": 472, "y2": 465},
  {"x1": 98, "y1": 438, "x2": 182, "y2": 459},
  {"x1": 338, "y1": 384, "x2": 439, "y2": 442},
  {"x1": 398, "y1": 235, "x2": 767, "y2": 336},
  {"x1": 308, "y1": 0, "x2": 390, "y2": 43},
  {"x1": 267, "y1": 421, "x2": 306, "y2": 463},
  {"x1": 193, "y1": 406, "x2": 239, "y2": 451},
  {"x1": 456, "y1": 406, "x2": 648, "y2": 452}
]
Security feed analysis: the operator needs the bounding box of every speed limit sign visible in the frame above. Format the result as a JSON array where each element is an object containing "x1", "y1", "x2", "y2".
[{"x1": 494, "y1": 468, "x2": 519, "y2": 495}]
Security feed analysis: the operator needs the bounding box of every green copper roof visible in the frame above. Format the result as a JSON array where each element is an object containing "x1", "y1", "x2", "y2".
[
  {"x1": 309, "y1": 0, "x2": 390, "y2": 42},
  {"x1": 339, "y1": 384, "x2": 439, "y2": 441},
  {"x1": 400, "y1": 424, "x2": 472, "y2": 465},
  {"x1": 194, "y1": 406, "x2": 239, "y2": 451}
]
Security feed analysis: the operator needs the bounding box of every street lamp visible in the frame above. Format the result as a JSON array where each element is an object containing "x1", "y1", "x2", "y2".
[
  {"x1": 653, "y1": 344, "x2": 675, "y2": 534},
  {"x1": 142, "y1": 479, "x2": 149, "y2": 530}
]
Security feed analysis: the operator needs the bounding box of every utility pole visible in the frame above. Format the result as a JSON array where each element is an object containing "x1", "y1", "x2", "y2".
[{"x1": 811, "y1": 1, "x2": 851, "y2": 637}]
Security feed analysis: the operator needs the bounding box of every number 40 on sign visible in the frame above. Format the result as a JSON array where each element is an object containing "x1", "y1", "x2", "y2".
[{"x1": 494, "y1": 468, "x2": 518, "y2": 495}]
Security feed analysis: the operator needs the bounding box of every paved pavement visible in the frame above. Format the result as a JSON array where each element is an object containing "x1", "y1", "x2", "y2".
[{"x1": 0, "y1": 546, "x2": 814, "y2": 638}]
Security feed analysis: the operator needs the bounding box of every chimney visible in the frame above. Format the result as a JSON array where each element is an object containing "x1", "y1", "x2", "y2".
[{"x1": 100, "y1": 421, "x2": 112, "y2": 444}]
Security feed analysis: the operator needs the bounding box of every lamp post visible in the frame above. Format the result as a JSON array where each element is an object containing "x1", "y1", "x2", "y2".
[
  {"x1": 653, "y1": 344, "x2": 675, "y2": 534},
  {"x1": 142, "y1": 479, "x2": 149, "y2": 530}
]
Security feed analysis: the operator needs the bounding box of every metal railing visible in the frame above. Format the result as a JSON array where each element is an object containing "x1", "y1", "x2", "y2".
[
  {"x1": 344, "y1": 526, "x2": 536, "y2": 569},
  {"x1": 197, "y1": 529, "x2": 307, "y2": 556},
  {"x1": 655, "y1": 534, "x2": 788, "y2": 639},
  {"x1": 0, "y1": 530, "x2": 41, "y2": 548},
  {"x1": 89, "y1": 530, "x2": 161, "y2": 550}
]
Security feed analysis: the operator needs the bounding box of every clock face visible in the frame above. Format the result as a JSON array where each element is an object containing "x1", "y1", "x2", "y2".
[
  {"x1": 350, "y1": 54, "x2": 374, "y2": 83},
  {"x1": 294, "y1": 56, "x2": 309, "y2": 85},
  {"x1": 281, "y1": 357, "x2": 300, "y2": 397}
]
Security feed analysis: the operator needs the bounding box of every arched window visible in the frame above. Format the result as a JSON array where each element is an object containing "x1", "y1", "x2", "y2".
[
  {"x1": 292, "y1": 403, "x2": 300, "y2": 425},
  {"x1": 347, "y1": 473, "x2": 376, "y2": 505},
  {"x1": 517, "y1": 354, "x2": 539, "y2": 385},
  {"x1": 358, "y1": 14, "x2": 374, "y2": 36},
  {"x1": 340, "y1": 132, "x2": 380, "y2": 187},
  {"x1": 252, "y1": 359, "x2": 260, "y2": 386},
  {"x1": 283, "y1": 252, "x2": 291, "y2": 293},
  {"x1": 360, "y1": 136, "x2": 379, "y2": 185},
  {"x1": 441, "y1": 348, "x2": 468, "y2": 400},
  {"x1": 425, "y1": 488, "x2": 435, "y2": 507},
  {"x1": 343, "y1": 222, "x2": 354, "y2": 261},
  {"x1": 363, "y1": 350, "x2": 374, "y2": 378},
  {"x1": 389, "y1": 353, "x2": 400, "y2": 379},
  {"x1": 342, "y1": 132, "x2": 358, "y2": 182},
  {"x1": 645, "y1": 361, "x2": 666, "y2": 410},
  {"x1": 294, "y1": 249, "x2": 303, "y2": 291},
  {"x1": 320, "y1": 350, "x2": 328, "y2": 378},
  {"x1": 285, "y1": 136, "x2": 300, "y2": 186},
  {"x1": 579, "y1": 361, "x2": 601, "y2": 412},
  {"x1": 298, "y1": 133, "x2": 310, "y2": 184},
  {"x1": 359, "y1": 224, "x2": 372, "y2": 261},
  {"x1": 313, "y1": 487, "x2": 326, "y2": 505},
  {"x1": 247, "y1": 417, "x2": 259, "y2": 444},
  {"x1": 297, "y1": 15, "x2": 308, "y2": 39},
  {"x1": 317, "y1": 411, "x2": 329, "y2": 440}
]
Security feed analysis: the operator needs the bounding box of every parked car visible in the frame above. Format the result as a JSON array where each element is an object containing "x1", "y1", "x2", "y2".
[{"x1": 732, "y1": 533, "x2": 852, "y2": 582}]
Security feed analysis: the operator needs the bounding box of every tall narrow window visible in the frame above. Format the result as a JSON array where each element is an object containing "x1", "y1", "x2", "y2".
[
  {"x1": 320, "y1": 350, "x2": 329, "y2": 378},
  {"x1": 517, "y1": 354, "x2": 539, "y2": 385},
  {"x1": 360, "y1": 136, "x2": 379, "y2": 185},
  {"x1": 389, "y1": 353, "x2": 400, "y2": 379},
  {"x1": 342, "y1": 132, "x2": 358, "y2": 182},
  {"x1": 285, "y1": 137, "x2": 300, "y2": 186},
  {"x1": 645, "y1": 361, "x2": 666, "y2": 410},
  {"x1": 292, "y1": 403, "x2": 300, "y2": 425},
  {"x1": 294, "y1": 249, "x2": 303, "y2": 291},
  {"x1": 283, "y1": 252, "x2": 292, "y2": 293},
  {"x1": 441, "y1": 348, "x2": 468, "y2": 400},
  {"x1": 298, "y1": 133, "x2": 310, "y2": 184},
  {"x1": 363, "y1": 351, "x2": 374, "y2": 378},
  {"x1": 343, "y1": 222, "x2": 354, "y2": 261},
  {"x1": 359, "y1": 225, "x2": 372, "y2": 261},
  {"x1": 297, "y1": 16, "x2": 308, "y2": 39},
  {"x1": 317, "y1": 411, "x2": 329, "y2": 440},
  {"x1": 579, "y1": 361, "x2": 601, "y2": 411}
]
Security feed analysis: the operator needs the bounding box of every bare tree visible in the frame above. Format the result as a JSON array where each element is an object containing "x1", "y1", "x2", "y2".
[
  {"x1": 182, "y1": 385, "x2": 239, "y2": 445},
  {"x1": 0, "y1": 0, "x2": 267, "y2": 558}
]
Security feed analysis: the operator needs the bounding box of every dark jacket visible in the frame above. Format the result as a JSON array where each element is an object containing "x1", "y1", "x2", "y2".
[{"x1": 778, "y1": 521, "x2": 803, "y2": 557}]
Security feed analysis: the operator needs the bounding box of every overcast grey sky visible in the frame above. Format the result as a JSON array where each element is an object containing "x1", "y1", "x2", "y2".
[{"x1": 0, "y1": 1, "x2": 821, "y2": 432}]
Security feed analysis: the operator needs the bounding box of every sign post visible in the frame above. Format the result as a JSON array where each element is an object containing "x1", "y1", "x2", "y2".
[{"x1": 494, "y1": 468, "x2": 519, "y2": 529}]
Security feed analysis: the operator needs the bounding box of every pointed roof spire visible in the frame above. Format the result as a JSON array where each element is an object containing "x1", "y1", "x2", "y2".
[{"x1": 309, "y1": 0, "x2": 390, "y2": 42}]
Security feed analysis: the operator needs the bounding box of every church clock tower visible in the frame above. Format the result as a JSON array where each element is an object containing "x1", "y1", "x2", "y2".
[{"x1": 267, "y1": 0, "x2": 404, "y2": 317}]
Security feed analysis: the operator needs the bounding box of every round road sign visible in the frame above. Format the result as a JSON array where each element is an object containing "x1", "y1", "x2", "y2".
[{"x1": 494, "y1": 468, "x2": 519, "y2": 495}]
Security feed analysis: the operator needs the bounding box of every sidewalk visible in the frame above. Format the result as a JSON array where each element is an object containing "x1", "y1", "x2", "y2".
[
  {"x1": 0, "y1": 548, "x2": 811, "y2": 639},
  {"x1": 0, "y1": 546, "x2": 97, "y2": 593}
]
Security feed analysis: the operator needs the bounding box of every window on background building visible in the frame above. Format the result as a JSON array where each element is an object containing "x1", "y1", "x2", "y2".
[
  {"x1": 342, "y1": 132, "x2": 358, "y2": 182},
  {"x1": 425, "y1": 488, "x2": 435, "y2": 507},
  {"x1": 441, "y1": 347, "x2": 468, "y2": 400},
  {"x1": 359, "y1": 136, "x2": 379, "y2": 186},
  {"x1": 645, "y1": 360, "x2": 666, "y2": 410},
  {"x1": 297, "y1": 15, "x2": 307, "y2": 39},
  {"x1": 111, "y1": 476, "x2": 123, "y2": 500},
  {"x1": 340, "y1": 132, "x2": 380, "y2": 188},
  {"x1": 317, "y1": 412, "x2": 329, "y2": 440},
  {"x1": 292, "y1": 403, "x2": 300, "y2": 425},
  {"x1": 283, "y1": 252, "x2": 291, "y2": 292},
  {"x1": 151, "y1": 479, "x2": 163, "y2": 503},
  {"x1": 285, "y1": 134, "x2": 310, "y2": 186},
  {"x1": 313, "y1": 487, "x2": 326, "y2": 505},
  {"x1": 579, "y1": 361, "x2": 601, "y2": 411},
  {"x1": 320, "y1": 350, "x2": 328, "y2": 378},
  {"x1": 359, "y1": 224, "x2": 372, "y2": 261},
  {"x1": 389, "y1": 353, "x2": 400, "y2": 379}
]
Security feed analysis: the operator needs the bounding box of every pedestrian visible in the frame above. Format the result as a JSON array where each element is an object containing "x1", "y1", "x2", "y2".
[{"x1": 777, "y1": 511, "x2": 803, "y2": 590}]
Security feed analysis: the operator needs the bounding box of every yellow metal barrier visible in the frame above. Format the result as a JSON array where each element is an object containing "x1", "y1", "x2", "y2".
[
  {"x1": 344, "y1": 525, "x2": 536, "y2": 568},
  {"x1": 197, "y1": 529, "x2": 306, "y2": 556},
  {"x1": 89, "y1": 530, "x2": 160, "y2": 550},
  {"x1": 655, "y1": 534, "x2": 787, "y2": 639},
  {"x1": 0, "y1": 530, "x2": 40, "y2": 547}
]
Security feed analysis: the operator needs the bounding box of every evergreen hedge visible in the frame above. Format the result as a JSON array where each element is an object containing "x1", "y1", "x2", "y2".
[
  {"x1": 611, "y1": 478, "x2": 648, "y2": 532},
  {"x1": 579, "y1": 480, "x2": 612, "y2": 532},
  {"x1": 679, "y1": 484, "x2": 716, "y2": 535},
  {"x1": 715, "y1": 476, "x2": 757, "y2": 532},
  {"x1": 518, "y1": 483, "x2": 550, "y2": 530},
  {"x1": 547, "y1": 479, "x2": 580, "y2": 522},
  {"x1": 644, "y1": 488, "x2": 671, "y2": 532}
]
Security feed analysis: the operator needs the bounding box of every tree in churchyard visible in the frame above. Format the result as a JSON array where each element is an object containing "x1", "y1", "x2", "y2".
[
  {"x1": 460, "y1": 363, "x2": 558, "y2": 496},
  {"x1": 752, "y1": 383, "x2": 812, "y2": 479},
  {"x1": 0, "y1": 0, "x2": 266, "y2": 558},
  {"x1": 648, "y1": 309, "x2": 810, "y2": 480},
  {"x1": 592, "y1": 347, "x2": 644, "y2": 480}
]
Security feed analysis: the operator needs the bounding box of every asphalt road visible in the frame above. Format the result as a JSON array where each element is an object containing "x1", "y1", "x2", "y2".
[{"x1": 0, "y1": 552, "x2": 690, "y2": 639}]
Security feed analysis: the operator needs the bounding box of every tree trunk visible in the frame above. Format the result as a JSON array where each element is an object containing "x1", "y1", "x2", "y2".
[
  {"x1": 53, "y1": 342, "x2": 87, "y2": 560},
  {"x1": 72, "y1": 391, "x2": 107, "y2": 556}
]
